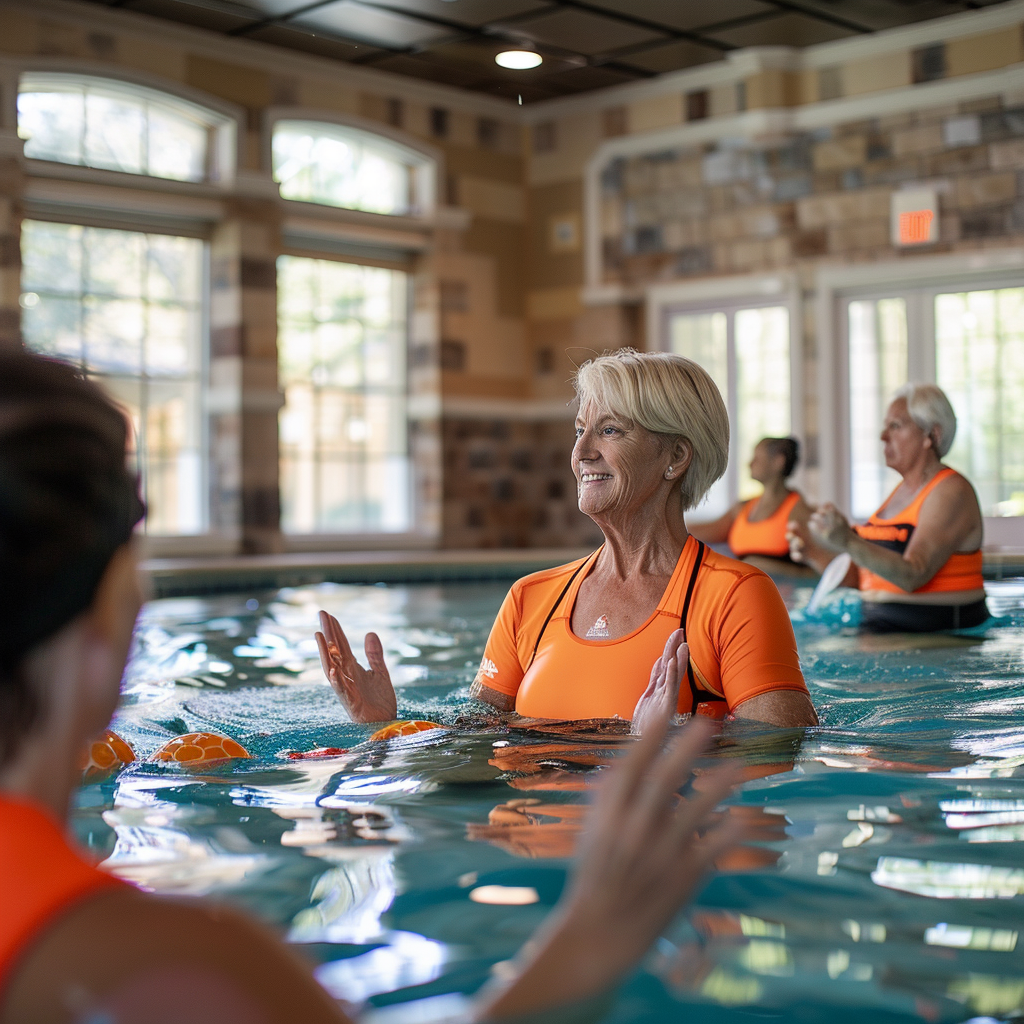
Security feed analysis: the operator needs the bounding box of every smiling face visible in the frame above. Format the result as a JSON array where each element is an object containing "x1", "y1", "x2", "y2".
[
  {"x1": 880, "y1": 397, "x2": 932, "y2": 475},
  {"x1": 572, "y1": 402, "x2": 680, "y2": 521}
]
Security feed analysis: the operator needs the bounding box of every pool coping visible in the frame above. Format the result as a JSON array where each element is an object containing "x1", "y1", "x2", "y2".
[
  {"x1": 142, "y1": 548, "x2": 598, "y2": 597},
  {"x1": 141, "y1": 547, "x2": 1024, "y2": 598}
]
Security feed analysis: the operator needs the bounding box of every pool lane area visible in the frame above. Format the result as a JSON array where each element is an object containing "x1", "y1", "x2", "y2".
[{"x1": 75, "y1": 577, "x2": 1024, "y2": 1023}]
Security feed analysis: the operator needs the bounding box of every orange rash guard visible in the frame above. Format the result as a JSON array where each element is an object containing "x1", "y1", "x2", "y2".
[
  {"x1": 728, "y1": 491, "x2": 800, "y2": 559},
  {"x1": 855, "y1": 467, "x2": 984, "y2": 596},
  {"x1": 0, "y1": 794, "x2": 123, "y2": 995},
  {"x1": 473, "y1": 536, "x2": 807, "y2": 720}
]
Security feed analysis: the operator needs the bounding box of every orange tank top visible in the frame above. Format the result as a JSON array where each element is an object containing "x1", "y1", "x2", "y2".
[
  {"x1": 0, "y1": 794, "x2": 123, "y2": 994},
  {"x1": 728, "y1": 491, "x2": 800, "y2": 559},
  {"x1": 474, "y1": 536, "x2": 807, "y2": 721},
  {"x1": 855, "y1": 467, "x2": 984, "y2": 596}
]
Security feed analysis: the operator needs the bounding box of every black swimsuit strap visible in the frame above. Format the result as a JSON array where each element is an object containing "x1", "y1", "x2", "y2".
[
  {"x1": 679, "y1": 540, "x2": 724, "y2": 708},
  {"x1": 526, "y1": 553, "x2": 594, "y2": 671}
]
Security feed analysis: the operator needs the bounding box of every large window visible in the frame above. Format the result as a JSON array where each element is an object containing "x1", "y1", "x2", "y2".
[
  {"x1": 272, "y1": 120, "x2": 429, "y2": 216},
  {"x1": 668, "y1": 303, "x2": 792, "y2": 516},
  {"x1": 17, "y1": 74, "x2": 217, "y2": 182},
  {"x1": 277, "y1": 256, "x2": 409, "y2": 533},
  {"x1": 843, "y1": 285, "x2": 1024, "y2": 519},
  {"x1": 847, "y1": 298, "x2": 908, "y2": 520},
  {"x1": 20, "y1": 221, "x2": 206, "y2": 535}
]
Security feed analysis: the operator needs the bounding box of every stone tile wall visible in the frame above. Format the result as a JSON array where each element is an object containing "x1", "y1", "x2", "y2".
[
  {"x1": 599, "y1": 98, "x2": 1024, "y2": 286},
  {"x1": 441, "y1": 416, "x2": 602, "y2": 549}
]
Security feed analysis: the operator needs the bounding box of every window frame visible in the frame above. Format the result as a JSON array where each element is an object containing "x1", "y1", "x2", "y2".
[
  {"x1": 20, "y1": 217, "x2": 212, "y2": 537},
  {"x1": 276, "y1": 252, "x2": 415, "y2": 540},
  {"x1": 265, "y1": 108, "x2": 441, "y2": 221},
  {"x1": 7, "y1": 61, "x2": 247, "y2": 556},
  {"x1": 267, "y1": 111, "x2": 441, "y2": 550},
  {"x1": 4, "y1": 62, "x2": 241, "y2": 189},
  {"x1": 647, "y1": 273, "x2": 804, "y2": 515},
  {"x1": 816, "y1": 250, "x2": 1024, "y2": 540}
]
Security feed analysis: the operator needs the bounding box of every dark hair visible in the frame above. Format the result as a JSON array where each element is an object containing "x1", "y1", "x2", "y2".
[
  {"x1": 0, "y1": 351, "x2": 145, "y2": 765},
  {"x1": 763, "y1": 436, "x2": 800, "y2": 479}
]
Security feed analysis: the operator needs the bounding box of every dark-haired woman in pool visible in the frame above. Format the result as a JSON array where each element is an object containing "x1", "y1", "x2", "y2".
[
  {"x1": 0, "y1": 351, "x2": 742, "y2": 1022},
  {"x1": 689, "y1": 437, "x2": 817, "y2": 577}
]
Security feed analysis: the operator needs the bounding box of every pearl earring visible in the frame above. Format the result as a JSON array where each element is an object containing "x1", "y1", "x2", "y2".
[{"x1": 666, "y1": 466, "x2": 673, "y2": 478}]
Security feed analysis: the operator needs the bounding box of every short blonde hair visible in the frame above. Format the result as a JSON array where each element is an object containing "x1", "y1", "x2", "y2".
[
  {"x1": 893, "y1": 383, "x2": 957, "y2": 457},
  {"x1": 573, "y1": 348, "x2": 729, "y2": 511}
]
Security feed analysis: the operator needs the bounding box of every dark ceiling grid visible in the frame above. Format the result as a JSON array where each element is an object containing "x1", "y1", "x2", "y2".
[{"x1": 88, "y1": 0, "x2": 1009, "y2": 101}]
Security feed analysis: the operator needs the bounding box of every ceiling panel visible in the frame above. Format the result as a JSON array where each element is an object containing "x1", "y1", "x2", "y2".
[
  {"x1": 125, "y1": 0, "x2": 261, "y2": 32},
  {"x1": 91, "y1": 0, "x2": 1013, "y2": 101},
  {"x1": 245, "y1": 22, "x2": 385, "y2": 59},
  {"x1": 707, "y1": 11, "x2": 861, "y2": 48},
  {"x1": 616, "y1": 38, "x2": 726, "y2": 75},
  {"x1": 367, "y1": 52, "x2": 491, "y2": 87},
  {"x1": 292, "y1": 0, "x2": 456, "y2": 48},
  {"x1": 586, "y1": 0, "x2": 776, "y2": 33},
  {"x1": 217, "y1": 0, "x2": 314, "y2": 17},
  {"x1": 786, "y1": 0, "x2": 968, "y2": 32},
  {"x1": 504, "y1": 7, "x2": 668, "y2": 56},
  {"x1": 353, "y1": 0, "x2": 553, "y2": 29}
]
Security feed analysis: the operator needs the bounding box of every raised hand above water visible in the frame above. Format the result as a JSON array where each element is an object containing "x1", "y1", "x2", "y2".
[
  {"x1": 315, "y1": 610, "x2": 398, "y2": 723},
  {"x1": 631, "y1": 628, "x2": 688, "y2": 736}
]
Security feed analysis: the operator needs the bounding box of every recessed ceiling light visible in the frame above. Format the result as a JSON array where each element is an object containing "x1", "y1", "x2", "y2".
[{"x1": 495, "y1": 50, "x2": 543, "y2": 70}]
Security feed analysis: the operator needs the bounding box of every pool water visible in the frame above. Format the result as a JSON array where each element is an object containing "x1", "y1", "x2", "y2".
[{"x1": 75, "y1": 578, "x2": 1024, "y2": 1023}]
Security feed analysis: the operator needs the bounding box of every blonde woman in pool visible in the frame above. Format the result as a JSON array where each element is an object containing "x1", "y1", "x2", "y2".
[
  {"x1": 0, "y1": 351, "x2": 744, "y2": 1023},
  {"x1": 318, "y1": 349, "x2": 818, "y2": 729}
]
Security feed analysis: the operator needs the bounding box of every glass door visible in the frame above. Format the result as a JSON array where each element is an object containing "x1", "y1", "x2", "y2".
[
  {"x1": 667, "y1": 303, "x2": 791, "y2": 517},
  {"x1": 841, "y1": 284, "x2": 1024, "y2": 521}
]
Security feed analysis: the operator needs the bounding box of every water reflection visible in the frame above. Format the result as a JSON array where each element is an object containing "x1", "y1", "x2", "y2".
[{"x1": 67, "y1": 578, "x2": 1024, "y2": 1021}]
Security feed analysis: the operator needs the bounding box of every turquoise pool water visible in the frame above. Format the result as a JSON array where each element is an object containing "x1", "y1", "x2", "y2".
[{"x1": 75, "y1": 578, "x2": 1024, "y2": 1023}]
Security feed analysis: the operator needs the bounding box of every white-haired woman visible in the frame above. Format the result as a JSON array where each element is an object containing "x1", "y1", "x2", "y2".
[
  {"x1": 789, "y1": 383, "x2": 988, "y2": 632},
  {"x1": 318, "y1": 349, "x2": 818, "y2": 728}
]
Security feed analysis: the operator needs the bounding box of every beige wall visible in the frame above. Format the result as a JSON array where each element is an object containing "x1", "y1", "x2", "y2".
[{"x1": 3, "y1": 1, "x2": 1024, "y2": 546}]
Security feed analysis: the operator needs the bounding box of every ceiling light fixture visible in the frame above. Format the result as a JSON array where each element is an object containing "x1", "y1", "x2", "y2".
[{"x1": 495, "y1": 50, "x2": 543, "y2": 70}]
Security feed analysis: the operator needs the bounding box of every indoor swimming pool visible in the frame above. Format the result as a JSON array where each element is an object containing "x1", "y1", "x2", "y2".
[{"x1": 75, "y1": 576, "x2": 1024, "y2": 1023}]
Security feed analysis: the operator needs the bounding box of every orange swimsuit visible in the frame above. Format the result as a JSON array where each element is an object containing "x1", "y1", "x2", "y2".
[
  {"x1": 474, "y1": 536, "x2": 807, "y2": 720},
  {"x1": 728, "y1": 492, "x2": 800, "y2": 559},
  {"x1": 0, "y1": 794, "x2": 123, "y2": 995},
  {"x1": 856, "y1": 467, "x2": 985, "y2": 596},
  {"x1": 854, "y1": 467, "x2": 988, "y2": 632}
]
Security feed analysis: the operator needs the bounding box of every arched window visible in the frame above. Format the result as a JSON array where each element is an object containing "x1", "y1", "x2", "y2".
[
  {"x1": 272, "y1": 120, "x2": 433, "y2": 216},
  {"x1": 17, "y1": 73, "x2": 223, "y2": 182}
]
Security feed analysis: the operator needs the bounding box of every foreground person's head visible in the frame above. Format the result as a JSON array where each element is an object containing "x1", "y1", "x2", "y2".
[
  {"x1": 572, "y1": 349, "x2": 729, "y2": 521},
  {"x1": 750, "y1": 437, "x2": 799, "y2": 485},
  {"x1": 0, "y1": 351, "x2": 145, "y2": 773},
  {"x1": 882, "y1": 383, "x2": 956, "y2": 474}
]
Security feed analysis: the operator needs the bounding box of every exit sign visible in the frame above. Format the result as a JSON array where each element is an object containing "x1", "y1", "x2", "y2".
[{"x1": 891, "y1": 189, "x2": 939, "y2": 246}]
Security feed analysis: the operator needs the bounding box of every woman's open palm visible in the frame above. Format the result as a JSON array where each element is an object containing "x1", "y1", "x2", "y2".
[
  {"x1": 631, "y1": 628, "x2": 688, "y2": 736},
  {"x1": 315, "y1": 610, "x2": 398, "y2": 723}
]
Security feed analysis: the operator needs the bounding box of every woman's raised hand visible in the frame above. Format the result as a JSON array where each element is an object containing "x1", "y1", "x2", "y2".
[
  {"x1": 315, "y1": 610, "x2": 398, "y2": 724},
  {"x1": 475, "y1": 705, "x2": 743, "y2": 1019},
  {"x1": 631, "y1": 628, "x2": 688, "y2": 736},
  {"x1": 807, "y1": 502, "x2": 855, "y2": 554}
]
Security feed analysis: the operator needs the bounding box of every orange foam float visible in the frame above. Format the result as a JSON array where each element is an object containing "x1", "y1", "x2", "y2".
[
  {"x1": 369, "y1": 720, "x2": 444, "y2": 742},
  {"x1": 82, "y1": 729, "x2": 136, "y2": 778},
  {"x1": 152, "y1": 732, "x2": 251, "y2": 766}
]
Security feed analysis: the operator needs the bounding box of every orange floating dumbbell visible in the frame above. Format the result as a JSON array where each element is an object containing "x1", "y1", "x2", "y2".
[
  {"x1": 82, "y1": 729, "x2": 136, "y2": 778},
  {"x1": 152, "y1": 731, "x2": 251, "y2": 766},
  {"x1": 369, "y1": 720, "x2": 444, "y2": 742}
]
